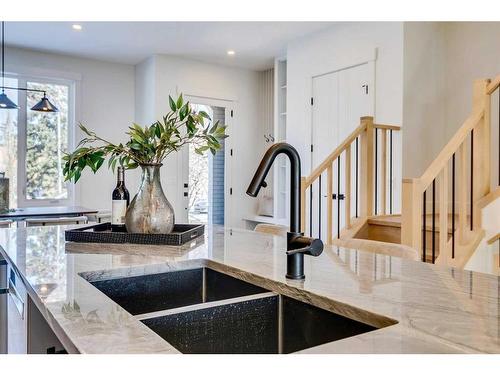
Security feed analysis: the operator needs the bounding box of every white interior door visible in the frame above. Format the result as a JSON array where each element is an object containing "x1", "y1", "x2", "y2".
[
  {"x1": 311, "y1": 71, "x2": 339, "y2": 171},
  {"x1": 178, "y1": 98, "x2": 232, "y2": 225},
  {"x1": 310, "y1": 63, "x2": 372, "y2": 241}
]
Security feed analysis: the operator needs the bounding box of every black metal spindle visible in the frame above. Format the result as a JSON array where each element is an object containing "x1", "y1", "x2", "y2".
[
  {"x1": 309, "y1": 186, "x2": 313, "y2": 237},
  {"x1": 390, "y1": 129, "x2": 393, "y2": 214},
  {"x1": 318, "y1": 174, "x2": 322, "y2": 240},
  {"x1": 432, "y1": 179, "x2": 436, "y2": 264},
  {"x1": 470, "y1": 129, "x2": 474, "y2": 231},
  {"x1": 355, "y1": 137, "x2": 359, "y2": 218},
  {"x1": 337, "y1": 155, "x2": 341, "y2": 239},
  {"x1": 452, "y1": 153, "x2": 456, "y2": 259},
  {"x1": 423, "y1": 190, "x2": 427, "y2": 262},
  {"x1": 375, "y1": 128, "x2": 378, "y2": 215}
]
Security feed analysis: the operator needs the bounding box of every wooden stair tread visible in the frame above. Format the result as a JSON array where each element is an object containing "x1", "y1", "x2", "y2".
[
  {"x1": 367, "y1": 215, "x2": 401, "y2": 228},
  {"x1": 367, "y1": 214, "x2": 465, "y2": 234}
]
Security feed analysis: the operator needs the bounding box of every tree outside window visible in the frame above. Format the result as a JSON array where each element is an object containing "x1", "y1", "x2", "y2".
[{"x1": 26, "y1": 81, "x2": 69, "y2": 200}]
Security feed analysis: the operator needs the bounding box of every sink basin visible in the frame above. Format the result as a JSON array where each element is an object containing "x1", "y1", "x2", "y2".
[
  {"x1": 90, "y1": 267, "x2": 268, "y2": 315},
  {"x1": 89, "y1": 267, "x2": 390, "y2": 353},
  {"x1": 141, "y1": 293, "x2": 377, "y2": 354}
]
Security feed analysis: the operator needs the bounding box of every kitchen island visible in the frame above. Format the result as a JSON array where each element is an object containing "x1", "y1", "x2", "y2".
[{"x1": 0, "y1": 224, "x2": 499, "y2": 354}]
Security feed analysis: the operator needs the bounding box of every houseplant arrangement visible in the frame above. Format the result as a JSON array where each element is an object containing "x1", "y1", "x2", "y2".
[{"x1": 63, "y1": 94, "x2": 227, "y2": 233}]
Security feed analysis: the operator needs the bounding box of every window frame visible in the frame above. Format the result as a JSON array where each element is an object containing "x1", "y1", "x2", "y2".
[{"x1": 5, "y1": 73, "x2": 76, "y2": 208}]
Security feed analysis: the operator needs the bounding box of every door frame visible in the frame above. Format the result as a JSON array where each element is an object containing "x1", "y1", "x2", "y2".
[{"x1": 178, "y1": 94, "x2": 235, "y2": 225}]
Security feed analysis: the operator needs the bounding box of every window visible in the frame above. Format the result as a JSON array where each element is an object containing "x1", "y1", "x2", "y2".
[
  {"x1": 0, "y1": 78, "x2": 18, "y2": 207},
  {"x1": 0, "y1": 75, "x2": 74, "y2": 208}
]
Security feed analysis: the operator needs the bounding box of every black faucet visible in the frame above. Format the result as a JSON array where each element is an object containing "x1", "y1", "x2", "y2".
[{"x1": 246, "y1": 142, "x2": 323, "y2": 280}]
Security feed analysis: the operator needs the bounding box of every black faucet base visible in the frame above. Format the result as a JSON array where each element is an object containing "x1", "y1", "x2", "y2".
[
  {"x1": 286, "y1": 273, "x2": 305, "y2": 280},
  {"x1": 286, "y1": 233, "x2": 305, "y2": 279}
]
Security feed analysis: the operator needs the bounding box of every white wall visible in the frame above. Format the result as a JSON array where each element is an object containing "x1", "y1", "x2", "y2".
[
  {"x1": 134, "y1": 56, "x2": 156, "y2": 125},
  {"x1": 444, "y1": 22, "x2": 500, "y2": 188},
  {"x1": 286, "y1": 22, "x2": 404, "y2": 212},
  {"x1": 135, "y1": 55, "x2": 262, "y2": 228},
  {"x1": 402, "y1": 22, "x2": 447, "y2": 178},
  {"x1": 6, "y1": 47, "x2": 263, "y2": 228},
  {"x1": 402, "y1": 22, "x2": 500, "y2": 186},
  {"x1": 5, "y1": 47, "x2": 135, "y2": 210}
]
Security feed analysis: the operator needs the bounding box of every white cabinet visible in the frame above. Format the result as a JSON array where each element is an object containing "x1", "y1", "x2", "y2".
[
  {"x1": 27, "y1": 296, "x2": 66, "y2": 354},
  {"x1": 0, "y1": 257, "x2": 8, "y2": 353},
  {"x1": 7, "y1": 268, "x2": 27, "y2": 354},
  {"x1": 3, "y1": 265, "x2": 65, "y2": 354}
]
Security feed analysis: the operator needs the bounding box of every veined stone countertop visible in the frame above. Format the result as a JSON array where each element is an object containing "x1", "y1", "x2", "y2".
[{"x1": 0, "y1": 225, "x2": 499, "y2": 354}]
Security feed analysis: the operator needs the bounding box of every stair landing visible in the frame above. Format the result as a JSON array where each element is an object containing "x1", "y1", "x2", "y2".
[{"x1": 368, "y1": 214, "x2": 465, "y2": 233}]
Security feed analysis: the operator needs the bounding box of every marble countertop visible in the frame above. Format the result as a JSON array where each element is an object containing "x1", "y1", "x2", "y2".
[
  {"x1": 0, "y1": 224, "x2": 499, "y2": 354},
  {"x1": 0, "y1": 206, "x2": 98, "y2": 219}
]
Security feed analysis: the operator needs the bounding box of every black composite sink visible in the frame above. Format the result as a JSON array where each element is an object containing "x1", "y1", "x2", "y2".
[
  {"x1": 90, "y1": 267, "x2": 268, "y2": 315},
  {"x1": 89, "y1": 267, "x2": 389, "y2": 353},
  {"x1": 141, "y1": 294, "x2": 377, "y2": 354}
]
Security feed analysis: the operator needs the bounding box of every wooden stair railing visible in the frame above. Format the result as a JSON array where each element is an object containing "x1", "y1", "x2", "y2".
[
  {"x1": 300, "y1": 116, "x2": 401, "y2": 245},
  {"x1": 402, "y1": 77, "x2": 500, "y2": 267}
]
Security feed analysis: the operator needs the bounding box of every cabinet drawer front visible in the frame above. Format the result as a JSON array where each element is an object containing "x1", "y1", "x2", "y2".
[
  {"x1": 8, "y1": 278, "x2": 25, "y2": 319},
  {"x1": 7, "y1": 267, "x2": 27, "y2": 354}
]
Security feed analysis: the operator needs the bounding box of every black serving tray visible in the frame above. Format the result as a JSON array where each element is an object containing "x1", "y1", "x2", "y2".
[{"x1": 65, "y1": 222, "x2": 204, "y2": 246}]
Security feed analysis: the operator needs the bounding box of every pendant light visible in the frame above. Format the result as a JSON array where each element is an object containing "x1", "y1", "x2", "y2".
[
  {"x1": 30, "y1": 93, "x2": 58, "y2": 112},
  {"x1": 0, "y1": 22, "x2": 17, "y2": 109},
  {"x1": 0, "y1": 22, "x2": 59, "y2": 113}
]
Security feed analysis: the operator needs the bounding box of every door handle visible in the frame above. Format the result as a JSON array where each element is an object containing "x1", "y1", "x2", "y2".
[{"x1": 332, "y1": 193, "x2": 345, "y2": 200}]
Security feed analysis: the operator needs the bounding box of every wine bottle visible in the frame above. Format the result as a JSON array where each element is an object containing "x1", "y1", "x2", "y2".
[{"x1": 111, "y1": 166, "x2": 130, "y2": 232}]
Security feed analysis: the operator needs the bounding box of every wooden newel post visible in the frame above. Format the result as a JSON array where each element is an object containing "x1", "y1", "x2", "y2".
[
  {"x1": 401, "y1": 178, "x2": 422, "y2": 253},
  {"x1": 300, "y1": 177, "x2": 306, "y2": 233},
  {"x1": 359, "y1": 116, "x2": 374, "y2": 217},
  {"x1": 471, "y1": 79, "x2": 491, "y2": 230}
]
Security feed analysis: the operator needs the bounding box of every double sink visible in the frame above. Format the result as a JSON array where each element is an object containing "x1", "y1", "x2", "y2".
[{"x1": 89, "y1": 267, "x2": 385, "y2": 354}]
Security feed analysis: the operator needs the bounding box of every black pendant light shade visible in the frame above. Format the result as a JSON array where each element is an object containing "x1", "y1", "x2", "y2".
[
  {"x1": 31, "y1": 94, "x2": 59, "y2": 112},
  {"x1": 0, "y1": 91, "x2": 18, "y2": 109},
  {"x1": 0, "y1": 21, "x2": 59, "y2": 113}
]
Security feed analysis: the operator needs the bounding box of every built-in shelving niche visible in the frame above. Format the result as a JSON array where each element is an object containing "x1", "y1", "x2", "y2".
[{"x1": 273, "y1": 58, "x2": 288, "y2": 222}]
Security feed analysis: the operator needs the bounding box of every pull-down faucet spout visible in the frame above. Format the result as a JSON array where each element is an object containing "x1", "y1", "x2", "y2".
[{"x1": 247, "y1": 142, "x2": 323, "y2": 279}]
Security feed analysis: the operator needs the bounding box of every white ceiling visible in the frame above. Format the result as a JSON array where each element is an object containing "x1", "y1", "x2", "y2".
[{"x1": 5, "y1": 22, "x2": 334, "y2": 70}]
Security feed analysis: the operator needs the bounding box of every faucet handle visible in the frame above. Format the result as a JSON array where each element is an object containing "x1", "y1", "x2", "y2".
[{"x1": 286, "y1": 233, "x2": 323, "y2": 257}]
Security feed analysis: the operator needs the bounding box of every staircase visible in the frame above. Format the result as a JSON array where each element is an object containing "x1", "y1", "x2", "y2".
[
  {"x1": 301, "y1": 76, "x2": 500, "y2": 271},
  {"x1": 300, "y1": 116, "x2": 411, "y2": 258}
]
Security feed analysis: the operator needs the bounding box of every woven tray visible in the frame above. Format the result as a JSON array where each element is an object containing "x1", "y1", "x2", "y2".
[{"x1": 65, "y1": 222, "x2": 204, "y2": 246}]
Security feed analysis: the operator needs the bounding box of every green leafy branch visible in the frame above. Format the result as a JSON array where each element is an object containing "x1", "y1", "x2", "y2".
[{"x1": 63, "y1": 94, "x2": 227, "y2": 182}]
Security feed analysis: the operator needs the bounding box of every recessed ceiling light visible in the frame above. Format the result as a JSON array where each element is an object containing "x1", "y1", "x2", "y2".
[
  {"x1": 227, "y1": 50, "x2": 235, "y2": 56},
  {"x1": 72, "y1": 24, "x2": 82, "y2": 31}
]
